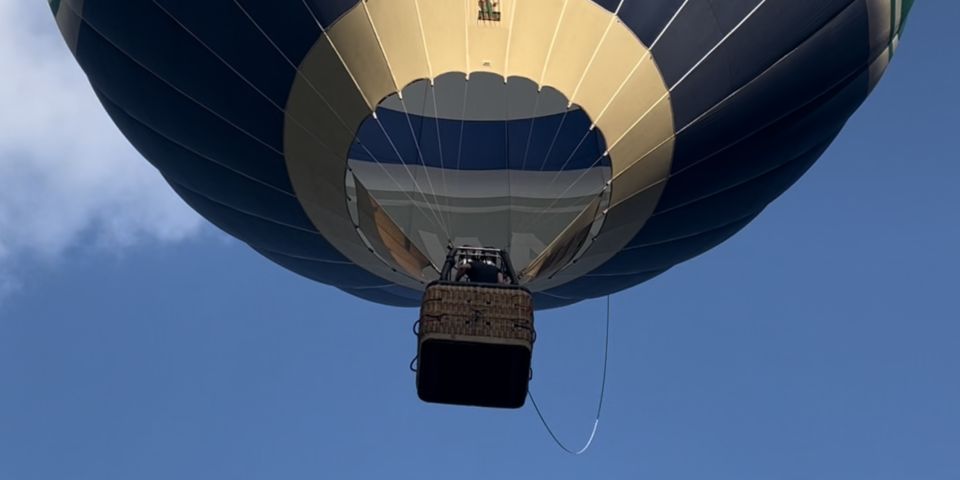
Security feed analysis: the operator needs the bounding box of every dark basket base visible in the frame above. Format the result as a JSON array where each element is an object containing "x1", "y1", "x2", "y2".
[{"x1": 417, "y1": 339, "x2": 531, "y2": 409}]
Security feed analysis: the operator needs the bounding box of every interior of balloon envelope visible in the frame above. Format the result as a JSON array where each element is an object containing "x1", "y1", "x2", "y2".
[{"x1": 346, "y1": 72, "x2": 611, "y2": 276}]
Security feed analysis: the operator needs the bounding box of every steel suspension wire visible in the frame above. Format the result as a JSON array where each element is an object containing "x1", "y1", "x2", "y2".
[
  {"x1": 297, "y1": 0, "x2": 451, "y2": 239},
  {"x1": 532, "y1": 0, "x2": 769, "y2": 220},
  {"x1": 528, "y1": 295, "x2": 612, "y2": 455}
]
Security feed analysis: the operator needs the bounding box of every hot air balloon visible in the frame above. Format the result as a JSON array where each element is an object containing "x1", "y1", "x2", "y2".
[{"x1": 49, "y1": 0, "x2": 912, "y2": 311}]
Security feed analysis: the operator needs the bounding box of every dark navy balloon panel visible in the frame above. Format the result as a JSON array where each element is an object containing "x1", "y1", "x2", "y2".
[
  {"x1": 351, "y1": 105, "x2": 606, "y2": 171},
  {"x1": 50, "y1": 0, "x2": 911, "y2": 308}
]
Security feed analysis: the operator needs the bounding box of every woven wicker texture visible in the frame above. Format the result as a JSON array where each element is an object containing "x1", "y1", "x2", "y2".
[{"x1": 420, "y1": 283, "x2": 534, "y2": 344}]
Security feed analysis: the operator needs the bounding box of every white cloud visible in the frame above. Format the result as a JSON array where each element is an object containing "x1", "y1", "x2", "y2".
[{"x1": 0, "y1": 1, "x2": 204, "y2": 298}]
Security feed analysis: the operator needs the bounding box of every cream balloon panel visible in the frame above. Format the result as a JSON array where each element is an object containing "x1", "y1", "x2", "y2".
[{"x1": 285, "y1": 0, "x2": 677, "y2": 291}]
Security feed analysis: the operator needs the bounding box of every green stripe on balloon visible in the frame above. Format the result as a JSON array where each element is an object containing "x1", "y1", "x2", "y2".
[
  {"x1": 900, "y1": 0, "x2": 915, "y2": 33},
  {"x1": 48, "y1": 0, "x2": 60, "y2": 16},
  {"x1": 889, "y1": 0, "x2": 897, "y2": 61}
]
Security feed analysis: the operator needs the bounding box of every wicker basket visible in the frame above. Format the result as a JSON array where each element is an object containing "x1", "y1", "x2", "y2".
[
  {"x1": 416, "y1": 282, "x2": 535, "y2": 408},
  {"x1": 420, "y1": 282, "x2": 534, "y2": 344}
]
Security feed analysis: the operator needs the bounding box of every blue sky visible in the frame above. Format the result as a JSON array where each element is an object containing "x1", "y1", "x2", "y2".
[{"x1": 1, "y1": 2, "x2": 958, "y2": 480}]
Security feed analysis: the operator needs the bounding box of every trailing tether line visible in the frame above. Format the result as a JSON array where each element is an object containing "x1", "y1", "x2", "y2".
[{"x1": 528, "y1": 295, "x2": 611, "y2": 455}]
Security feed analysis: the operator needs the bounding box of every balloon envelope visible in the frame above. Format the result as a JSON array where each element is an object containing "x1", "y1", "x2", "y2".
[{"x1": 51, "y1": 0, "x2": 912, "y2": 308}]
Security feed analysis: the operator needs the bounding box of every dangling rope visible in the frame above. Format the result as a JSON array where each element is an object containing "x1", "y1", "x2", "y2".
[{"x1": 529, "y1": 295, "x2": 611, "y2": 455}]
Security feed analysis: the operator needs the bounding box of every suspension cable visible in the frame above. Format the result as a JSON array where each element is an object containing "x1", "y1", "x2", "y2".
[{"x1": 529, "y1": 295, "x2": 611, "y2": 455}]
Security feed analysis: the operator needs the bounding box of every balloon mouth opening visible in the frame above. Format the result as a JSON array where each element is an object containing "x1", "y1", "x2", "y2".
[{"x1": 344, "y1": 72, "x2": 611, "y2": 283}]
